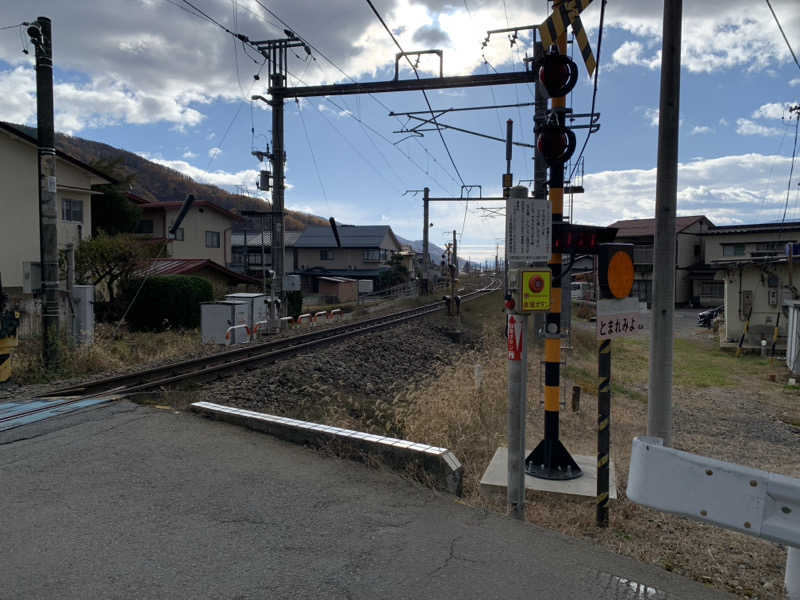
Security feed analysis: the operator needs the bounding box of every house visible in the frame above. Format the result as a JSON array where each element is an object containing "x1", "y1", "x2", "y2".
[
  {"x1": 135, "y1": 258, "x2": 260, "y2": 299},
  {"x1": 229, "y1": 230, "x2": 301, "y2": 277},
  {"x1": 293, "y1": 224, "x2": 403, "y2": 292},
  {"x1": 699, "y1": 222, "x2": 800, "y2": 347},
  {"x1": 609, "y1": 215, "x2": 714, "y2": 306},
  {"x1": 129, "y1": 194, "x2": 241, "y2": 268},
  {"x1": 0, "y1": 122, "x2": 114, "y2": 292}
]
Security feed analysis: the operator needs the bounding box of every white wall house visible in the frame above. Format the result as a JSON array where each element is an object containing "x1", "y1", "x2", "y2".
[
  {"x1": 0, "y1": 122, "x2": 113, "y2": 291},
  {"x1": 130, "y1": 196, "x2": 241, "y2": 267}
]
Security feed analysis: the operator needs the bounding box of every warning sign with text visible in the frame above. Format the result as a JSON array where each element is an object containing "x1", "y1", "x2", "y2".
[
  {"x1": 506, "y1": 197, "x2": 551, "y2": 263},
  {"x1": 507, "y1": 314, "x2": 523, "y2": 361}
]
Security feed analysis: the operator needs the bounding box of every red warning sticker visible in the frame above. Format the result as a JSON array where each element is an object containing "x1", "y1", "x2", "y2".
[{"x1": 507, "y1": 314, "x2": 523, "y2": 361}]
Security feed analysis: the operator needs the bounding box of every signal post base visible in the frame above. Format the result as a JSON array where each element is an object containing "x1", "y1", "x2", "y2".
[{"x1": 526, "y1": 438, "x2": 583, "y2": 481}]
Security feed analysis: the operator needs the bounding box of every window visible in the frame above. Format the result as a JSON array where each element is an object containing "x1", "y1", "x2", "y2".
[
  {"x1": 320, "y1": 249, "x2": 334, "y2": 261},
  {"x1": 205, "y1": 231, "x2": 220, "y2": 248},
  {"x1": 172, "y1": 227, "x2": 184, "y2": 241},
  {"x1": 363, "y1": 249, "x2": 388, "y2": 262},
  {"x1": 700, "y1": 281, "x2": 724, "y2": 297},
  {"x1": 722, "y1": 244, "x2": 745, "y2": 257},
  {"x1": 61, "y1": 198, "x2": 83, "y2": 223},
  {"x1": 248, "y1": 254, "x2": 264, "y2": 265},
  {"x1": 135, "y1": 219, "x2": 154, "y2": 234}
]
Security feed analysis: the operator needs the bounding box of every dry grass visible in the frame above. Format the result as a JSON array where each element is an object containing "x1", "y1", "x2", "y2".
[
  {"x1": 396, "y1": 323, "x2": 795, "y2": 599},
  {"x1": 10, "y1": 324, "x2": 213, "y2": 384}
]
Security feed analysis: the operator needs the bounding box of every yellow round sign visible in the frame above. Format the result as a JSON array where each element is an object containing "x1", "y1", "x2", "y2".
[{"x1": 608, "y1": 251, "x2": 634, "y2": 299}]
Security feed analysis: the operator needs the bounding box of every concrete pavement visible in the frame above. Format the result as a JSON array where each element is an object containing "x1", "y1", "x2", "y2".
[{"x1": 0, "y1": 401, "x2": 732, "y2": 599}]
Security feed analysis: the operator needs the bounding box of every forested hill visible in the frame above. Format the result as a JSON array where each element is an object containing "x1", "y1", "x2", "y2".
[{"x1": 6, "y1": 123, "x2": 327, "y2": 231}]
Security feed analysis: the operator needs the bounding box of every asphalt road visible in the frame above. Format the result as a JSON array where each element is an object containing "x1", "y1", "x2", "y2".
[{"x1": 0, "y1": 402, "x2": 732, "y2": 600}]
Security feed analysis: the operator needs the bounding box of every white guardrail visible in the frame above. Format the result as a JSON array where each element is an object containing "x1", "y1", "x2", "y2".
[{"x1": 627, "y1": 436, "x2": 800, "y2": 598}]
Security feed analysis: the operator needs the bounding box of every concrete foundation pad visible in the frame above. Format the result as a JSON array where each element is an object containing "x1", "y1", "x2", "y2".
[{"x1": 480, "y1": 447, "x2": 617, "y2": 499}]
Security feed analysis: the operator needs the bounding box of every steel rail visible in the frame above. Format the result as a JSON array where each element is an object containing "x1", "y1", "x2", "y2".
[{"x1": 39, "y1": 282, "x2": 500, "y2": 400}]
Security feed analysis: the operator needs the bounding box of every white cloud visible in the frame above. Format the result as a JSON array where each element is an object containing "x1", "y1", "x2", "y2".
[
  {"x1": 208, "y1": 147, "x2": 222, "y2": 159},
  {"x1": 139, "y1": 154, "x2": 260, "y2": 190},
  {"x1": 575, "y1": 154, "x2": 794, "y2": 226},
  {"x1": 182, "y1": 149, "x2": 197, "y2": 159},
  {"x1": 790, "y1": 78, "x2": 800, "y2": 87},
  {"x1": 719, "y1": 117, "x2": 729, "y2": 127},
  {"x1": 691, "y1": 126, "x2": 713, "y2": 135},
  {"x1": 735, "y1": 118, "x2": 782, "y2": 136},
  {"x1": 752, "y1": 102, "x2": 794, "y2": 120},
  {"x1": 611, "y1": 41, "x2": 659, "y2": 69}
]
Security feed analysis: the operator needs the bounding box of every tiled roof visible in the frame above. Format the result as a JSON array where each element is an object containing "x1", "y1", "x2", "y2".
[
  {"x1": 704, "y1": 222, "x2": 800, "y2": 235},
  {"x1": 136, "y1": 258, "x2": 259, "y2": 284},
  {"x1": 608, "y1": 215, "x2": 711, "y2": 237},
  {"x1": 294, "y1": 225, "x2": 398, "y2": 248}
]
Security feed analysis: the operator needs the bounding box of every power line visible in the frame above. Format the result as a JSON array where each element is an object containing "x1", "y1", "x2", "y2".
[
  {"x1": 296, "y1": 99, "x2": 330, "y2": 211},
  {"x1": 764, "y1": 0, "x2": 800, "y2": 73},
  {"x1": 0, "y1": 22, "x2": 26, "y2": 31},
  {"x1": 365, "y1": 0, "x2": 466, "y2": 188},
  {"x1": 780, "y1": 110, "x2": 799, "y2": 223},
  {"x1": 567, "y1": 0, "x2": 607, "y2": 184}
]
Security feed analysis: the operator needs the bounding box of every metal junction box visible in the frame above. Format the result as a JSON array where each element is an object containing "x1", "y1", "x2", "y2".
[
  {"x1": 201, "y1": 301, "x2": 249, "y2": 345},
  {"x1": 225, "y1": 293, "x2": 269, "y2": 332}
]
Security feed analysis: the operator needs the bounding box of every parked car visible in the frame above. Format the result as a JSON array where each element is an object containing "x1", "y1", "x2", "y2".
[{"x1": 697, "y1": 305, "x2": 723, "y2": 328}]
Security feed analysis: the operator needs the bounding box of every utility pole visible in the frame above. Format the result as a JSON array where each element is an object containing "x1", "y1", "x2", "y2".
[
  {"x1": 506, "y1": 185, "x2": 528, "y2": 520},
  {"x1": 452, "y1": 229, "x2": 458, "y2": 277},
  {"x1": 423, "y1": 186, "x2": 430, "y2": 294},
  {"x1": 28, "y1": 17, "x2": 59, "y2": 367},
  {"x1": 269, "y1": 73, "x2": 286, "y2": 317},
  {"x1": 648, "y1": 0, "x2": 683, "y2": 447}
]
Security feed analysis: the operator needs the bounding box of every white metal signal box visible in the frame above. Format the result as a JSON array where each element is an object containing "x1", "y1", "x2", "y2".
[{"x1": 201, "y1": 301, "x2": 249, "y2": 345}]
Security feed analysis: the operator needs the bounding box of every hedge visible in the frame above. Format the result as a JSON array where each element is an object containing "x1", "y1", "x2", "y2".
[{"x1": 123, "y1": 275, "x2": 213, "y2": 331}]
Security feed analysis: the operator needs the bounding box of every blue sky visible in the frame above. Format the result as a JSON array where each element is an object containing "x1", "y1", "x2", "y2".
[{"x1": 1, "y1": 0, "x2": 798, "y2": 263}]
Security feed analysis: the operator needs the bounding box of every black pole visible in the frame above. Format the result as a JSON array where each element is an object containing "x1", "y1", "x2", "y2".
[
  {"x1": 30, "y1": 17, "x2": 59, "y2": 367},
  {"x1": 597, "y1": 338, "x2": 611, "y2": 526}
]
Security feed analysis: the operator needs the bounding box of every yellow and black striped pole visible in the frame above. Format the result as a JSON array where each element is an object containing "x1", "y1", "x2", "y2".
[
  {"x1": 526, "y1": 1, "x2": 581, "y2": 481},
  {"x1": 597, "y1": 338, "x2": 611, "y2": 526}
]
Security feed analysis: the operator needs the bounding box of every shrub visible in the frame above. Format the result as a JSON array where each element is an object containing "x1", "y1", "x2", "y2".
[
  {"x1": 286, "y1": 290, "x2": 303, "y2": 319},
  {"x1": 123, "y1": 275, "x2": 213, "y2": 331}
]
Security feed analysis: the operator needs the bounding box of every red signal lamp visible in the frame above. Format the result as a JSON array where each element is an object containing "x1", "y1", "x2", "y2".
[
  {"x1": 538, "y1": 52, "x2": 579, "y2": 98},
  {"x1": 536, "y1": 123, "x2": 577, "y2": 165}
]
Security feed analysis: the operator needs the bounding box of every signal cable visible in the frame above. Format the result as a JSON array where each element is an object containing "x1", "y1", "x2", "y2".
[{"x1": 780, "y1": 110, "x2": 799, "y2": 224}]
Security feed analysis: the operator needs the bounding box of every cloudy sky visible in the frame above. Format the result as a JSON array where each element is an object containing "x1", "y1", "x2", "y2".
[{"x1": 1, "y1": 0, "x2": 798, "y2": 262}]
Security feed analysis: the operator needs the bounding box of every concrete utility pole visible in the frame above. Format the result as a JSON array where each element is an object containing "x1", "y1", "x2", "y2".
[
  {"x1": 506, "y1": 185, "x2": 528, "y2": 519},
  {"x1": 29, "y1": 17, "x2": 59, "y2": 367},
  {"x1": 452, "y1": 229, "x2": 457, "y2": 276},
  {"x1": 423, "y1": 186, "x2": 430, "y2": 293},
  {"x1": 269, "y1": 72, "x2": 286, "y2": 317},
  {"x1": 648, "y1": 0, "x2": 683, "y2": 447}
]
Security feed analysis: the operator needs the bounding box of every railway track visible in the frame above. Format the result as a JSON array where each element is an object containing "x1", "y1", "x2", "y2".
[{"x1": 37, "y1": 280, "x2": 500, "y2": 402}]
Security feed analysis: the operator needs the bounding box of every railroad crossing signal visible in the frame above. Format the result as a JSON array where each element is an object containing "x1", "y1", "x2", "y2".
[{"x1": 538, "y1": 0, "x2": 596, "y2": 76}]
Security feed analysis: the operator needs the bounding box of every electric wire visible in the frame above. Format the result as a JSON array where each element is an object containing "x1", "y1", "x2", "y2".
[
  {"x1": 780, "y1": 111, "x2": 799, "y2": 223},
  {"x1": 296, "y1": 98, "x2": 330, "y2": 211},
  {"x1": 365, "y1": 0, "x2": 466, "y2": 189},
  {"x1": 247, "y1": 0, "x2": 451, "y2": 192},
  {"x1": 764, "y1": 0, "x2": 800, "y2": 73},
  {"x1": 364, "y1": 0, "x2": 471, "y2": 240},
  {"x1": 567, "y1": 0, "x2": 606, "y2": 185},
  {"x1": 0, "y1": 22, "x2": 26, "y2": 30}
]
